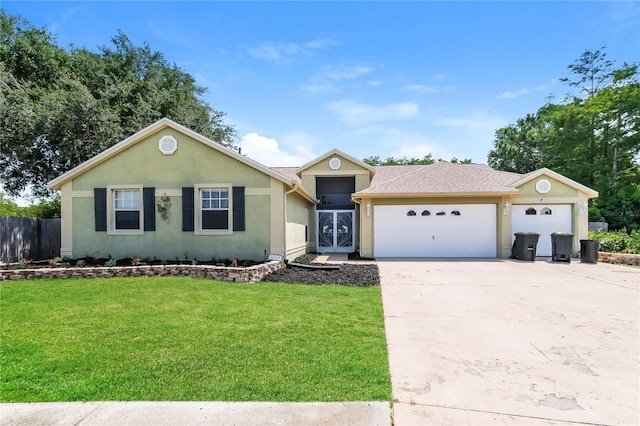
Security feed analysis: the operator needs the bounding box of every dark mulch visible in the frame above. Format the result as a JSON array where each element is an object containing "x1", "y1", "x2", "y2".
[{"x1": 262, "y1": 254, "x2": 380, "y2": 287}]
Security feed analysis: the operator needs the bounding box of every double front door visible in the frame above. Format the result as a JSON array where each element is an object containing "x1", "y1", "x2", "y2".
[{"x1": 317, "y1": 210, "x2": 354, "y2": 253}]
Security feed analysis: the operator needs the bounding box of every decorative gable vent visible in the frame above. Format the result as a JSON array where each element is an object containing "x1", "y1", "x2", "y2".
[
  {"x1": 159, "y1": 135, "x2": 178, "y2": 155},
  {"x1": 535, "y1": 178, "x2": 551, "y2": 194}
]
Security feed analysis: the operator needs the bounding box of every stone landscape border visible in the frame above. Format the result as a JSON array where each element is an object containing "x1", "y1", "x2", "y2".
[
  {"x1": 598, "y1": 252, "x2": 640, "y2": 266},
  {"x1": 0, "y1": 261, "x2": 282, "y2": 283}
]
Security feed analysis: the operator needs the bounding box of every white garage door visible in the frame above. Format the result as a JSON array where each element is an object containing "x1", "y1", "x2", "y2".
[
  {"x1": 511, "y1": 205, "x2": 572, "y2": 257},
  {"x1": 374, "y1": 204, "x2": 497, "y2": 257}
]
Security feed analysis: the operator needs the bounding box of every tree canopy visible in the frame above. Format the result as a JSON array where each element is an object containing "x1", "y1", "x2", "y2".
[
  {"x1": 0, "y1": 12, "x2": 236, "y2": 197},
  {"x1": 488, "y1": 48, "x2": 639, "y2": 230},
  {"x1": 363, "y1": 154, "x2": 472, "y2": 166},
  {"x1": 0, "y1": 191, "x2": 60, "y2": 218}
]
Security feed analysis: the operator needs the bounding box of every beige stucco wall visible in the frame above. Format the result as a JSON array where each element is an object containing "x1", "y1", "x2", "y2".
[
  {"x1": 298, "y1": 153, "x2": 373, "y2": 198},
  {"x1": 285, "y1": 192, "x2": 313, "y2": 261},
  {"x1": 511, "y1": 174, "x2": 590, "y2": 256},
  {"x1": 63, "y1": 128, "x2": 278, "y2": 261},
  {"x1": 298, "y1": 153, "x2": 372, "y2": 255}
]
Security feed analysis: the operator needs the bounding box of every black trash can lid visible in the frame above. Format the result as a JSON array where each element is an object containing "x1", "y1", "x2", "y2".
[
  {"x1": 514, "y1": 232, "x2": 540, "y2": 236},
  {"x1": 551, "y1": 232, "x2": 573, "y2": 236}
]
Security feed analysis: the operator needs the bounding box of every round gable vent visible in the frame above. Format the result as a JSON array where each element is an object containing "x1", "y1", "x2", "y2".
[
  {"x1": 329, "y1": 157, "x2": 342, "y2": 170},
  {"x1": 159, "y1": 135, "x2": 178, "y2": 155},
  {"x1": 536, "y1": 179, "x2": 551, "y2": 194}
]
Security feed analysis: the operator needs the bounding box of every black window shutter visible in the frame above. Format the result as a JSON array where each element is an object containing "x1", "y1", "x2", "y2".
[
  {"x1": 94, "y1": 188, "x2": 107, "y2": 231},
  {"x1": 143, "y1": 187, "x2": 155, "y2": 231},
  {"x1": 233, "y1": 186, "x2": 245, "y2": 231},
  {"x1": 182, "y1": 187, "x2": 194, "y2": 231}
]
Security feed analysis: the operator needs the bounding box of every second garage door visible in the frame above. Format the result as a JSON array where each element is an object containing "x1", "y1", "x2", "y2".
[
  {"x1": 511, "y1": 205, "x2": 572, "y2": 257},
  {"x1": 374, "y1": 204, "x2": 497, "y2": 257}
]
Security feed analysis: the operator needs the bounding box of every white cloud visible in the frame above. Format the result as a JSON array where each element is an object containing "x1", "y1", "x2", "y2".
[
  {"x1": 403, "y1": 85, "x2": 438, "y2": 94},
  {"x1": 436, "y1": 111, "x2": 507, "y2": 132},
  {"x1": 500, "y1": 88, "x2": 531, "y2": 99},
  {"x1": 239, "y1": 133, "x2": 315, "y2": 167},
  {"x1": 300, "y1": 82, "x2": 341, "y2": 95},
  {"x1": 432, "y1": 73, "x2": 448, "y2": 81},
  {"x1": 327, "y1": 100, "x2": 421, "y2": 125},
  {"x1": 300, "y1": 63, "x2": 377, "y2": 96},
  {"x1": 303, "y1": 38, "x2": 343, "y2": 50},
  {"x1": 247, "y1": 42, "x2": 307, "y2": 62},
  {"x1": 500, "y1": 81, "x2": 555, "y2": 99},
  {"x1": 368, "y1": 80, "x2": 384, "y2": 87},
  {"x1": 402, "y1": 84, "x2": 456, "y2": 94},
  {"x1": 247, "y1": 38, "x2": 341, "y2": 63},
  {"x1": 323, "y1": 64, "x2": 374, "y2": 80}
]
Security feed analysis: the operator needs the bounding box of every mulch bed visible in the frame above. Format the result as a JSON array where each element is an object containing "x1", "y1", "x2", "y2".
[{"x1": 262, "y1": 254, "x2": 380, "y2": 287}]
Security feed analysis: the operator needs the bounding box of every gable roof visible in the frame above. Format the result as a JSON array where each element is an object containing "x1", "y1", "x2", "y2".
[
  {"x1": 47, "y1": 118, "x2": 316, "y2": 203},
  {"x1": 511, "y1": 167, "x2": 599, "y2": 198},
  {"x1": 295, "y1": 148, "x2": 376, "y2": 177},
  {"x1": 355, "y1": 162, "x2": 523, "y2": 197}
]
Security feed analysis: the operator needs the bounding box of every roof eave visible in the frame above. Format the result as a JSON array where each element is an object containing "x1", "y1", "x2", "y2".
[
  {"x1": 353, "y1": 190, "x2": 520, "y2": 199},
  {"x1": 512, "y1": 168, "x2": 599, "y2": 198},
  {"x1": 48, "y1": 118, "x2": 296, "y2": 190},
  {"x1": 295, "y1": 148, "x2": 376, "y2": 177}
]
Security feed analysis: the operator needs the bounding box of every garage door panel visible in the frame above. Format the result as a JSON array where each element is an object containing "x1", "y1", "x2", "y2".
[
  {"x1": 512, "y1": 205, "x2": 572, "y2": 257},
  {"x1": 374, "y1": 204, "x2": 496, "y2": 257}
]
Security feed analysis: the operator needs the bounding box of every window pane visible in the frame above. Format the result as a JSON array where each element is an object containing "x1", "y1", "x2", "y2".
[
  {"x1": 202, "y1": 210, "x2": 228, "y2": 229},
  {"x1": 212, "y1": 200, "x2": 220, "y2": 209},
  {"x1": 221, "y1": 199, "x2": 229, "y2": 209},
  {"x1": 115, "y1": 189, "x2": 140, "y2": 210},
  {"x1": 115, "y1": 211, "x2": 140, "y2": 229},
  {"x1": 202, "y1": 199, "x2": 210, "y2": 209}
]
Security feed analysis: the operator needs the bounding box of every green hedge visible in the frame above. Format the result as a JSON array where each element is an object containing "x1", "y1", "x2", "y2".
[{"x1": 588, "y1": 229, "x2": 640, "y2": 254}]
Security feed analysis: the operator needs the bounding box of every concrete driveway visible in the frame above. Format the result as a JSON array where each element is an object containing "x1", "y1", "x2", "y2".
[{"x1": 378, "y1": 259, "x2": 639, "y2": 425}]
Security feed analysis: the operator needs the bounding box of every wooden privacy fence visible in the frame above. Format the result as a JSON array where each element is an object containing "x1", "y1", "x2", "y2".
[{"x1": 0, "y1": 216, "x2": 61, "y2": 263}]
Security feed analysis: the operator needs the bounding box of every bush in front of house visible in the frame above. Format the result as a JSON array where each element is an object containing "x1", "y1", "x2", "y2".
[{"x1": 589, "y1": 229, "x2": 640, "y2": 254}]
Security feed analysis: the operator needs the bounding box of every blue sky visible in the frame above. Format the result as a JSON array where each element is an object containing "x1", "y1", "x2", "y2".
[{"x1": 3, "y1": 1, "x2": 639, "y2": 168}]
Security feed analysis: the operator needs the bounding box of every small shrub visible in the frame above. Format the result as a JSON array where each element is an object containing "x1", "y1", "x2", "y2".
[
  {"x1": 589, "y1": 228, "x2": 640, "y2": 254},
  {"x1": 17, "y1": 258, "x2": 30, "y2": 269},
  {"x1": 131, "y1": 257, "x2": 142, "y2": 266},
  {"x1": 76, "y1": 260, "x2": 85, "y2": 268},
  {"x1": 48, "y1": 257, "x2": 62, "y2": 267},
  {"x1": 105, "y1": 258, "x2": 116, "y2": 267}
]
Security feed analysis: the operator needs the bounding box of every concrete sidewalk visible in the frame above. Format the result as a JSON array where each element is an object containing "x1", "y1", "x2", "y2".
[{"x1": 0, "y1": 401, "x2": 391, "y2": 426}]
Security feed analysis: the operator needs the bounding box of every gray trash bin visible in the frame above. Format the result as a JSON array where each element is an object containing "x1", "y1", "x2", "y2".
[
  {"x1": 512, "y1": 232, "x2": 540, "y2": 261},
  {"x1": 551, "y1": 232, "x2": 573, "y2": 263},
  {"x1": 580, "y1": 239, "x2": 600, "y2": 263}
]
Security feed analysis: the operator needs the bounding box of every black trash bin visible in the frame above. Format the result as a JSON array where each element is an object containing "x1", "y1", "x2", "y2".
[
  {"x1": 512, "y1": 232, "x2": 540, "y2": 261},
  {"x1": 580, "y1": 239, "x2": 600, "y2": 263},
  {"x1": 551, "y1": 232, "x2": 573, "y2": 263}
]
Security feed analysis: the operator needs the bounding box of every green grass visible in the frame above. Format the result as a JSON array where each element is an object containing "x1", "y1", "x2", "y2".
[{"x1": 0, "y1": 277, "x2": 390, "y2": 402}]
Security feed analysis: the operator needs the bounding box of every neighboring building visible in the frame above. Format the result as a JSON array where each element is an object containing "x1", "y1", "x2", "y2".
[{"x1": 48, "y1": 118, "x2": 598, "y2": 261}]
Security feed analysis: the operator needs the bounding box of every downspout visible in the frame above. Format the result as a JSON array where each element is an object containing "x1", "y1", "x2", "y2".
[{"x1": 283, "y1": 183, "x2": 299, "y2": 260}]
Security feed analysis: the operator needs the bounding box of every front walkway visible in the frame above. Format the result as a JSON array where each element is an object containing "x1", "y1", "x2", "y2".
[{"x1": 378, "y1": 259, "x2": 639, "y2": 425}]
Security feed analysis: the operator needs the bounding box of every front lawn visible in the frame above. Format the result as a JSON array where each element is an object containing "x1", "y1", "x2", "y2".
[{"x1": 0, "y1": 277, "x2": 390, "y2": 402}]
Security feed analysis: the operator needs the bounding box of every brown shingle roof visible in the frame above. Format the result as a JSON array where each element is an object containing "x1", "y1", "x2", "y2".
[
  {"x1": 271, "y1": 167, "x2": 302, "y2": 185},
  {"x1": 356, "y1": 162, "x2": 523, "y2": 195}
]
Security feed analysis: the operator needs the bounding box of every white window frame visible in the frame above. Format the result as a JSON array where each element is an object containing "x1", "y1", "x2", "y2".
[
  {"x1": 107, "y1": 185, "x2": 144, "y2": 235},
  {"x1": 195, "y1": 184, "x2": 233, "y2": 235}
]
